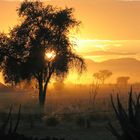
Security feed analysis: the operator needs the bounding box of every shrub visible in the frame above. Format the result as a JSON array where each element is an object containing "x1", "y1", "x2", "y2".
[
  {"x1": 45, "y1": 116, "x2": 59, "y2": 127},
  {"x1": 75, "y1": 115, "x2": 91, "y2": 128},
  {"x1": 108, "y1": 87, "x2": 140, "y2": 140},
  {"x1": 59, "y1": 113, "x2": 75, "y2": 122},
  {"x1": 75, "y1": 116, "x2": 86, "y2": 127}
]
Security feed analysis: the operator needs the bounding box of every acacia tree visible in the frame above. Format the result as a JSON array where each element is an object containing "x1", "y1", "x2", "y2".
[
  {"x1": 89, "y1": 70, "x2": 112, "y2": 104},
  {"x1": 0, "y1": 1, "x2": 85, "y2": 109},
  {"x1": 93, "y1": 70, "x2": 112, "y2": 85}
]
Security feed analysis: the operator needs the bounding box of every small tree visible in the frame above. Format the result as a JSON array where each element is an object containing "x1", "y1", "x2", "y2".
[
  {"x1": 117, "y1": 76, "x2": 130, "y2": 86},
  {"x1": 93, "y1": 70, "x2": 112, "y2": 85},
  {"x1": 0, "y1": 1, "x2": 85, "y2": 110},
  {"x1": 89, "y1": 70, "x2": 112, "y2": 104}
]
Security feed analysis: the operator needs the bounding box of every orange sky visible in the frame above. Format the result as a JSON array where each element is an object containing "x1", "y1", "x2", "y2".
[
  {"x1": 0, "y1": 0, "x2": 140, "y2": 62},
  {"x1": 0, "y1": 0, "x2": 140, "y2": 39},
  {"x1": 0, "y1": 0, "x2": 140, "y2": 84}
]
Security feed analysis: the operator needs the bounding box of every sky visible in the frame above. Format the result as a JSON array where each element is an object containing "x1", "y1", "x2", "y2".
[
  {"x1": 0, "y1": 0, "x2": 140, "y2": 83},
  {"x1": 0, "y1": 0, "x2": 140, "y2": 62}
]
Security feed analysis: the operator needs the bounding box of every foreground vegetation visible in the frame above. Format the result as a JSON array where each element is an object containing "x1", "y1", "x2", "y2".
[{"x1": 0, "y1": 85, "x2": 138, "y2": 140}]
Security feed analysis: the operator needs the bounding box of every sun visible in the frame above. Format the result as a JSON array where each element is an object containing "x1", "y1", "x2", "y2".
[{"x1": 45, "y1": 50, "x2": 56, "y2": 61}]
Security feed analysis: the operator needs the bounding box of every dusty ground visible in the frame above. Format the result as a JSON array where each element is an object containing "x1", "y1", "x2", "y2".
[
  {"x1": 15, "y1": 119, "x2": 116, "y2": 140},
  {"x1": 0, "y1": 85, "x2": 124, "y2": 140}
]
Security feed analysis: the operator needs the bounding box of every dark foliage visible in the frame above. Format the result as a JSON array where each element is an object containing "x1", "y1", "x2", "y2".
[
  {"x1": 108, "y1": 88, "x2": 140, "y2": 140},
  {"x1": 0, "y1": 106, "x2": 66, "y2": 140},
  {"x1": 45, "y1": 116, "x2": 59, "y2": 127},
  {"x1": 0, "y1": 0, "x2": 85, "y2": 107}
]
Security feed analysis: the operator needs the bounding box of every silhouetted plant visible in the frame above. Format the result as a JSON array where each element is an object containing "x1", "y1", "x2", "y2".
[
  {"x1": 108, "y1": 88, "x2": 140, "y2": 140},
  {"x1": 0, "y1": 0, "x2": 85, "y2": 111},
  {"x1": 75, "y1": 116, "x2": 85, "y2": 127},
  {"x1": 0, "y1": 106, "x2": 67, "y2": 140},
  {"x1": 45, "y1": 116, "x2": 59, "y2": 127},
  {"x1": 75, "y1": 115, "x2": 91, "y2": 128},
  {"x1": 89, "y1": 70, "x2": 112, "y2": 105},
  {"x1": 28, "y1": 114, "x2": 35, "y2": 128},
  {"x1": 0, "y1": 105, "x2": 21, "y2": 139},
  {"x1": 85, "y1": 117, "x2": 91, "y2": 128}
]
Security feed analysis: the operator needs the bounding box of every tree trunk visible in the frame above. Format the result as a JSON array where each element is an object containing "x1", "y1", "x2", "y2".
[
  {"x1": 37, "y1": 72, "x2": 51, "y2": 115},
  {"x1": 38, "y1": 82, "x2": 48, "y2": 115},
  {"x1": 39, "y1": 90, "x2": 45, "y2": 107}
]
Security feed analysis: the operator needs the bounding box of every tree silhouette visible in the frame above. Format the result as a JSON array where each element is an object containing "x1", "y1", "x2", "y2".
[
  {"x1": 93, "y1": 70, "x2": 112, "y2": 85},
  {"x1": 0, "y1": 1, "x2": 85, "y2": 110},
  {"x1": 117, "y1": 76, "x2": 130, "y2": 85},
  {"x1": 89, "y1": 70, "x2": 112, "y2": 104}
]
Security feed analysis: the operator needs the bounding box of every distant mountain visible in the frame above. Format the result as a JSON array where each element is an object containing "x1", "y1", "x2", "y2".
[
  {"x1": 101, "y1": 58, "x2": 140, "y2": 65},
  {"x1": 85, "y1": 58, "x2": 140, "y2": 83}
]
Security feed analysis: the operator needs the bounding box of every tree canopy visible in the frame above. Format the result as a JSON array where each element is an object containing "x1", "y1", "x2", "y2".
[
  {"x1": 0, "y1": 0, "x2": 85, "y2": 107},
  {"x1": 93, "y1": 70, "x2": 112, "y2": 85}
]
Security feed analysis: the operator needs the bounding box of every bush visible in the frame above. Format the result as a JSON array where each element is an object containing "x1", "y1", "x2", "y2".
[
  {"x1": 60, "y1": 113, "x2": 74, "y2": 122},
  {"x1": 75, "y1": 116, "x2": 86, "y2": 127},
  {"x1": 45, "y1": 116, "x2": 59, "y2": 127},
  {"x1": 75, "y1": 115, "x2": 91, "y2": 128}
]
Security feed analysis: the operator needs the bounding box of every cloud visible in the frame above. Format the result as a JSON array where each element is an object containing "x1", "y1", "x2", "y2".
[{"x1": 81, "y1": 51, "x2": 136, "y2": 56}]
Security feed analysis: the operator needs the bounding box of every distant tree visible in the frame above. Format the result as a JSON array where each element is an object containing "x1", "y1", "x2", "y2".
[
  {"x1": 89, "y1": 70, "x2": 112, "y2": 105},
  {"x1": 117, "y1": 76, "x2": 130, "y2": 85},
  {"x1": 0, "y1": 1, "x2": 85, "y2": 111},
  {"x1": 93, "y1": 70, "x2": 112, "y2": 85}
]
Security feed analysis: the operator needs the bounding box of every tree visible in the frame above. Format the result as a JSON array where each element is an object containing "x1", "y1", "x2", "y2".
[
  {"x1": 117, "y1": 76, "x2": 130, "y2": 85},
  {"x1": 0, "y1": 1, "x2": 85, "y2": 110},
  {"x1": 89, "y1": 70, "x2": 112, "y2": 104},
  {"x1": 93, "y1": 70, "x2": 112, "y2": 85}
]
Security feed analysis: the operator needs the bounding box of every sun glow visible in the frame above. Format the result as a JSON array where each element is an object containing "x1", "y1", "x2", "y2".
[
  {"x1": 73, "y1": 38, "x2": 127, "y2": 62},
  {"x1": 45, "y1": 50, "x2": 56, "y2": 61}
]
